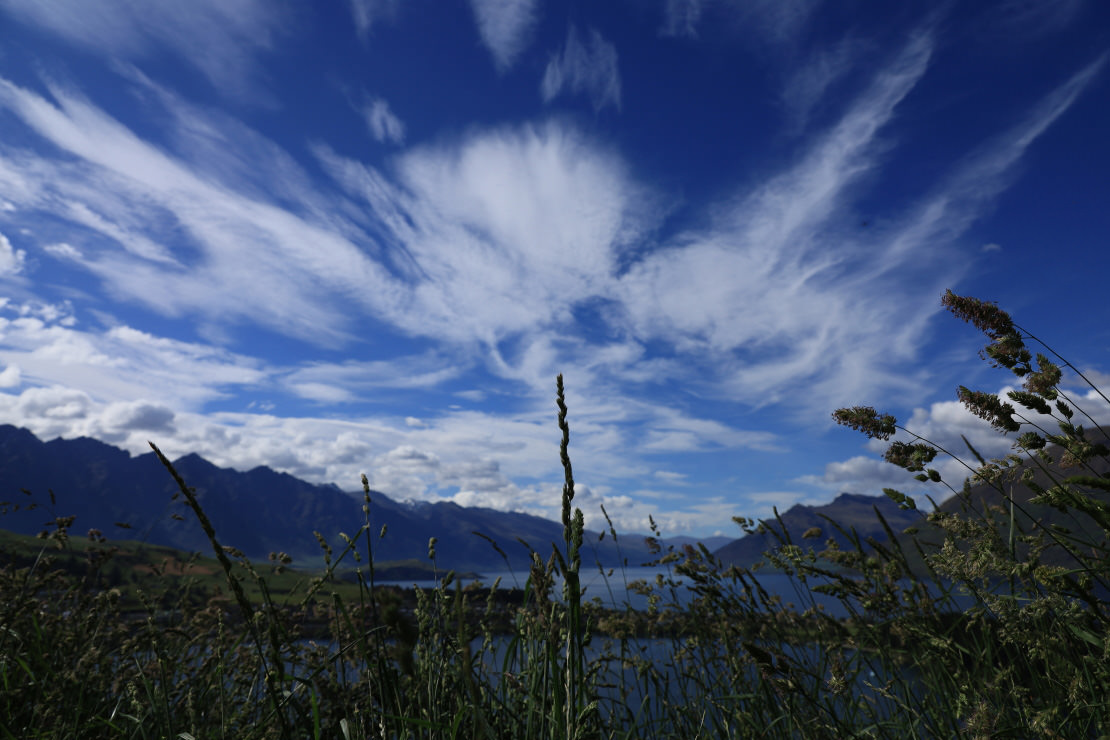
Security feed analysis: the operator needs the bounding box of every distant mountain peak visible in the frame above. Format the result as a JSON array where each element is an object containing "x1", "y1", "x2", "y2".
[{"x1": 714, "y1": 490, "x2": 924, "y2": 568}]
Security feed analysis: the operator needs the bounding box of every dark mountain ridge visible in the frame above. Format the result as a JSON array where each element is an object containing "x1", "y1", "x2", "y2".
[
  {"x1": 713, "y1": 491, "x2": 927, "y2": 567},
  {"x1": 712, "y1": 446, "x2": 1110, "y2": 574},
  {"x1": 899, "y1": 446, "x2": 1110, "y2": 574},
  {"x1": 0, "y1": 425, "x2": 665, "y2": 571}
]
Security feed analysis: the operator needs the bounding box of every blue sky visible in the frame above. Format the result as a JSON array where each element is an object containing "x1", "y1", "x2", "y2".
[{"x1": 1, "y1": 0, "x2": 1108, "y2": 537}]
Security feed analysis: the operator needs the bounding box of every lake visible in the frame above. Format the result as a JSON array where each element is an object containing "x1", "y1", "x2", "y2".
[{"x1": 371, "y1": 564, "x2": 980, "y2": 617}]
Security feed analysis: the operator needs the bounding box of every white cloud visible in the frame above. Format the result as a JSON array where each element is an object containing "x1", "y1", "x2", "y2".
[
  {"x1": 0, "y1": 0, "x2": 285, "y2": 99},
  {"x1": 0, "y1": 334, "x2": 812, "y2": 534},
  {"x1": 2, "y1": 385, "x2": 94, "y2": 422},
  {"x1": 613, "y1": 33, "x2": 937, "y2": 411},
  {"x1": 8, "y1": 34, "x2": 1067, "y2": 432},
  {"x1": 288, "y1": 383, "x2": 357, "y2": 404},
  {"x1": 44, "y1": 242, "x2": 82, "y2": 260},
  {"x1": 1077, "y1": 369, "x2": 1110, "y2": 391},
  {"x1": 100, "y1": 399, "x2": 175, "y2": 433},
  {"x1": 638, "y1": 406, "x2": 781, "y2": 453},
  {"x1": 0, "y1": 301, "x2": 266, "y2": 410},
  {"x1": 541, "y1": 26, "x2": 621, "y2": 112},
  {"x1": 0, "y1": 231, "x2": 26, "y2": 274},
  {"x1": 605, "y1": 38, "x2": 1105, "y2": 423},
  {"x1": 362, "y1": 97, "x2": 406, "y2": 145},
  {"x1": 795, "y1": 455, "x2": 920, "y2": 491},
  {"x1": 809, "y1": 373, "x2": 1110, "y2": 508},
  {"x1": 468, "y1": 0, "x2": 539, "y2": 72},
  {"x1": 0, "y1": 74, "x2": 399, "y2": 345},
  {"x1": 0, "y1": 363, "x2": 20, "y2": 388},
  {"x1": 282, "y1": 354, "x2": 468, "y2": 395},
  {"x1": 350, "y1": 120, "x2": 653, "y2": 344},
  {"x1": 11, "y1": 299, "x2": 75, "y2": 324},
  {"x1": 0, "y1": 75, "x2": 654, "y2": 358},
  {"x1": 873, "y1": 53, "x2": 1108, "y2": 272},
  {"x1": 117, "y1": 66, "x2": 332, "y2": 212}
]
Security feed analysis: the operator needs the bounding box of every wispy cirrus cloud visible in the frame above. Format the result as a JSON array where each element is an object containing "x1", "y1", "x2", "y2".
[
  {"x1": 361, "y1": 97, "x2": 406, "y2": 145},
  {"x1": 780, "y1": 36, "x2": 867, "y2": 132},
  {"x1": 3, "y1": 30, "x2": 1096, "y2": 412},
  {"x1": 317, "y1": 120, "x2": 654, "y2": 347},
  {"x1": 609, "y1": 38, "x2": 1105, "y2": 422},
  {"x1": 0, "y1": 74, "x2": 399, "y2": 345},
  {"x1": 468, "y1": 0, "x2": 540, "y2": 72},
  {"x1": 659, "y1": 0, "x2": 821, "y2": 46},
  {"x1": 613, "y1": 33, "x2": 936, "y2": 411},
  {"x1": 0, "y1": 0, "x2": 285, "y2": 99},
  {"x1": 281, "y1": 353, "x2": 471, "y2": 403},
  {"x1": 877, "y1": 51, "x2": 1108, "y2": 267},
  {"x1": 541, "y1": 26, "x2": 621, "y2": 112},
  {"x1": 0, "y1": 72, "x2": 646, "y2": 357}
]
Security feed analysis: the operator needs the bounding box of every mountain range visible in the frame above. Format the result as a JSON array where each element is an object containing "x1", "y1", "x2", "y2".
[
  {"x1": 6, "y1": 424, "x2": 1100, "y2": 575},
  {"x1": 0, "y1": 425, "x2": 701, "y2": 571}
]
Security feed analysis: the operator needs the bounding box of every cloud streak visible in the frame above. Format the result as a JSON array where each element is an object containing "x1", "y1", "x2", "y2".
[
  {"x1": 542, "y1": 27, "x2": 622, "y2": 112},
  {"x1": 468, "y1": 0, "x2": 540, "y2": 72},
  {"x1": 0, "y1": 0, "x2": 284, "y2": 99},
  {"x1": 613, "y1": 33, "x2": 936, "y2": 411},
  {"x1": 361, "y1": 97, "x2": 406, "y2": 145},
  {"x1": 0, "y1": 75, "x2": 402, "y2": 345}
]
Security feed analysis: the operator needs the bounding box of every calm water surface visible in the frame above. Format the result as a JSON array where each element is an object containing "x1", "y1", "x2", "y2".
[{"x1": 373, "y1": 565, "x2": 978, "y2": 617}]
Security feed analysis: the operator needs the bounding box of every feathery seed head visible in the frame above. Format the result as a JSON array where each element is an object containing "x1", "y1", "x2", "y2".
[{"x1": 832, "y1": 406, "x2": 897, "y2": 440}]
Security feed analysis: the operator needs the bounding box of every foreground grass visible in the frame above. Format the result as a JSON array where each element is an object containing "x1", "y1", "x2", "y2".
[{"x1": 3, "y1": 293, "x2": 1110, "y2": 738}]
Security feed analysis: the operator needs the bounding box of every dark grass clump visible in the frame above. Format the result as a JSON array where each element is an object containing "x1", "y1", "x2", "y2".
[{"x1": 2, "y1": 293, "x2": 1110, "y2": 738}]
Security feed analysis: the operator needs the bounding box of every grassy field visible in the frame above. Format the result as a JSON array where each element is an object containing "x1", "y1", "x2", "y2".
[{"x1": 2, "y1": 292, "x2": 1109, "y2": 739}]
